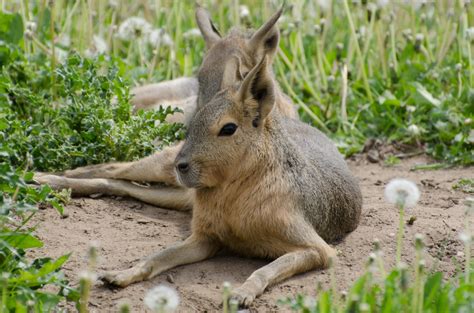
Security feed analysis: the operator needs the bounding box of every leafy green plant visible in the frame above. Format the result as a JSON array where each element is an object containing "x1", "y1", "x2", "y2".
[
  {"x1": 1, "y1": 46, "x2": 183, "y2": 172},
  {"x1": 1, "y1": 7, "x2": 184, "y2": 312},
  {"x1": 0, "y1": 157, "x2": 79, "y2": 311}
]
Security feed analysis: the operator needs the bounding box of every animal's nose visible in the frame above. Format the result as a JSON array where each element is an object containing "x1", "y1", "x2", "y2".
[{"x1": 176, "y1": 162, "x2": 190, "y2": 174}]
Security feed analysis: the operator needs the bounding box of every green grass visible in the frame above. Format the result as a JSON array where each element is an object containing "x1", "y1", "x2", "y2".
[{"x1": 0, "y1": 0, "x2": 473, "y2": 311}]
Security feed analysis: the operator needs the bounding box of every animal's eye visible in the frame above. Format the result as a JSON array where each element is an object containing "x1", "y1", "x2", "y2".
[{"x1": 218, "y1": 123, "x2": 238, "y2": 136}]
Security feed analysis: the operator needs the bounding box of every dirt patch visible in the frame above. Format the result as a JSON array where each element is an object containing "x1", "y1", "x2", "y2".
[{"x1": 30, "y1": 156, "x2": 472, "y2": 312}]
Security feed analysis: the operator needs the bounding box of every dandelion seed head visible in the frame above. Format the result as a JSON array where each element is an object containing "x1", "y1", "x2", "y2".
[
  {"x1": 148, "y1": 29, "x2": 173, "y2": 47},
  {"x1": 57, "y1": 34, "x2": 71, "y2": 47},
  {"x1": 239, "y1": 5, "x2": 250, "y2": 19},
  {"x1": 79, "y1": 270, "x2": 97, "y2": 283},
  {"x1": 317, "y1": 0, "x2": 331, "y2": 11},
  {"x1": 85, "y1": 35, "x2": 107, "y2": 58},
  {"x1": 407, "y1": 124, "x2": 421, "y2": 136},
  {"x1": 466, "y1": 27, "x2": 474, "y2": 42},
  {"x1": 108, "y1": 0, "x2": 118, "y2": 9},
  {"x1": 359, "y1": 303, "x2": 370, "y2": 312},
  {"x1": 405, "y1": 0, "x2": 428, "y2": 10},
  {"x1": 367, "y1": 3, "x2": 378, "y2": 13},
  {"x1": 384, "y1": 178, "x2": 420, "y2": 208},
  {"x1": 459, "y1": 232, "x2": 471, "y2": 244},
  {"x1": 377, "y1": 0, "x2": 390, "y2": 8},
  {"x1": 148, "y1": 28, "x2": 164, "y2": 46},
  {"x1": 55, "y1": 48, "x2": 68, "y2": 63},
  {"x1": 161, "y1": 33, "x2": 173, "y2": 47},
  {"x1": 144, "y1": 285, "x2": 179, "y2": 313},
  {"x1": 183, "y1": 28, "x2": 201, "y2": 39},
  {"x1": 117, "y1": 17, "x2": 152, "y2": 41},
  {"x1": 26, "y1": 21, "x2": 37, "y2": 32}
]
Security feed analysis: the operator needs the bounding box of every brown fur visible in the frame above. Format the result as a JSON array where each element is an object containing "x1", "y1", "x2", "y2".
[
  {"x1": 35, "y1": 7, "x2": 362, "y2": 308},
  {"x1": 36, "y1": 7, "x2": 296, "y2": 210}
]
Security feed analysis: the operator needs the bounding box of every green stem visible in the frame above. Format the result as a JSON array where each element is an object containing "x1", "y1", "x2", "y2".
[
  {"x1": 50, "y1": 1, "x2": 56, "y2": 99},
  {"x1": 342, "y1": 0, "x2": 373, "y2": 102},
  {"x1": 396, "y1": 203, "x2": 405, "y2": 265}
]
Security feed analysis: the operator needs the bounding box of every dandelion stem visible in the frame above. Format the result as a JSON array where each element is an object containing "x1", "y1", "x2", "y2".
[
  {"x1": 50, "y1": 0, "x2": 56, "y2": 100},
  {"x1": 342, "y1": 0, "x2": 373, "y2": 102},
  {"x1": 396, "y1": 202, "x2": 405, "y2": 265}
]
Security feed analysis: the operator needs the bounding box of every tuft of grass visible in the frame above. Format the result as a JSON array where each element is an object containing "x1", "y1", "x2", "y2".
[{"x1": 453, "y1": 178, "x2": 474, "y2": 194}]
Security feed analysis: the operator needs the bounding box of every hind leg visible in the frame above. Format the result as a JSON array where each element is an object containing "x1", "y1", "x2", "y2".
[
  {"x1": 34, "y1": 174, "x2": 193, "y2": 210},
  {"x1": 63, "y1": 142, "x2": 183, "y2": 186},
  {"x1": 131, "y1": 77, "x2": 198, "y2": 111},
  {"x1": 230, "y1": 223, "x2": 336, "y2": 307}
]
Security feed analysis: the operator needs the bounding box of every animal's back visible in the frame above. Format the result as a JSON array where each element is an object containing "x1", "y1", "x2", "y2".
[{"x1": 275, "y1": 117, "x2": 362, "y2": 242}]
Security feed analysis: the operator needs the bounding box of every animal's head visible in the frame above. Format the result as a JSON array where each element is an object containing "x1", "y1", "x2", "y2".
[
  {"x1": 194, "y1": 5, "x2": 283, "y2": 108},
  {"x1": 175, "y1": 56, "x2": 276, "y2": 188}
]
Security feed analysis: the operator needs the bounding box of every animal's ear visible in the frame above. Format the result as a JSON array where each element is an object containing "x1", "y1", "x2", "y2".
[
  {"x1": 238, "y1": 57, "x2": 275, "y2": 127},
  {"x1": 195, "y1": 5, "x2": 221, "y2": 49},
  {"x1": 248, "y1": 7, "x2": 283, "y2": 59},
  {"x1": 221, "y1": 56, "x2": 244, "y2": 89}
]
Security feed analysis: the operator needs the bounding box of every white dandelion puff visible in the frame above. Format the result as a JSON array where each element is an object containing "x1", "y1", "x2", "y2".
[
  {"x1": 317, "y1": 0, "x2": 332, "y2": 11},
  {"x1": 117, "y1": 17, "x2": 152, "y2": 41},
  {"x1": 183, "y1": 28, "x2": 201, "y2": 39},
  {"x1": 26, "y1": 21, "x2": 37, "y2": 32},
  {"x1": 85, "y1": 35, "x2": 107, "y2": 58},
  {"x1": 385, "y1": 178, "x2": 420, "y2": 208},
  {"x1": 404, "y1": 0, "x2": 428, "y2": 10},
  {"x1": 407, "y1": 124, "x2": 421, "y2": 136},
  {"x1": 466, "y1": 27, "x2": 474, "y2": 42},
  {"x1": 377, "y1": 0, "x2": 390, "y2": 8},
  {"x1": 108, "y1": 0, "x2": 118, "y2": 9},
  {"x1": 459, "y1": 232, "x2": 471, "y2": 244},
  {"x1": 239, "y1": 5, "x2": 250, "y2": 19},
  {"x1": 55, "y1": 48, "x2": 68, "y2": 63},
  {"x1": 78, "y1": 270, "x2": 97, "y2": 283},
  {"x1": 366, "y1": 3, "x2": 378, "y2": 13},
  {"x1": 148, "y1": 29, "x2": 173, "y2": 47},
  {"x1": 359, "y1": 303, "x2": 370, "y2": 312},
  {"x1": 161, "y1": 33, "x2": 173, "y2": 47},
  {"x1": 148, "y1": 28, "x2": 164, "y2": 47},
  {"x1": 57, "y1": 34, "x2": 71, "y2": 48},
  {"x1": 144, "y1": 285, "x2": 180, "y2": 313}
]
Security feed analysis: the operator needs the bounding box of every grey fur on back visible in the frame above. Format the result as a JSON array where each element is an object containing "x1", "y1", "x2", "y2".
[{"x1": 269, "y1": 114, "x2": 362, "y2": 242}]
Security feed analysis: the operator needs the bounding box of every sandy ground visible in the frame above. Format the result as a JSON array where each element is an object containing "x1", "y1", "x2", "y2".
[{"x1": 30, "y1": 155, "x2": 472, "y2": 312}]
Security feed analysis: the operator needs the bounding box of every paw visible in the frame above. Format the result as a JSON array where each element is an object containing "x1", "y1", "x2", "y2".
[
  {"x1": 229, "y1": 287, "x2": 256, "y2": 308},
  {"x1": 99, "y1": 268, "x2": 143, "y2": 287}
]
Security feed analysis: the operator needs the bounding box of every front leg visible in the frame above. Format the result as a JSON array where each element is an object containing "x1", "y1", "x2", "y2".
[
  {"x1": 231, "y1": 242, "x2": 336, "y2": 307},
  {"x1": 100, "y1": 234, "x2": 220, "y2": 287}
]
